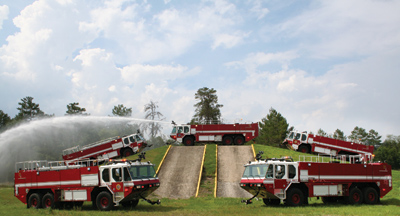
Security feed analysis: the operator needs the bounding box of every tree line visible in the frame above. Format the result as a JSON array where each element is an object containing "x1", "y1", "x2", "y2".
[{"x1": 1, "y1": 88, "x2": 399, "y2": 170}]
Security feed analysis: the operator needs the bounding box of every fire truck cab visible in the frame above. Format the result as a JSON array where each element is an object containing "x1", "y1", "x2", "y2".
[{"x1": 240, "y1": 155, "x2": 392, "y2": 206}]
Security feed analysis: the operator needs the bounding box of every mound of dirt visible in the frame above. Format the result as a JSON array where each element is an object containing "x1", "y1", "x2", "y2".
[
  {"x1": 217, "y1": 146, "x2": 253, "y2": 198},
  {"x1": 154, "y1": 146, "x2": 205, "y2": 199}
]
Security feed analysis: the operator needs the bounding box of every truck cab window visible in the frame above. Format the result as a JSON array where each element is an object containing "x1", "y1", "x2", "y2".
[
  {"x1": 135, "y1": 135, "x2": 142, "y2": 141},
  {"x1": 123, "y1": 167, "x2": 132, "y2": 181},
  {"x1": 112, "y1": 168, "x2": 122, "y2": 182},
  {"x1": 178, "y1": 127, "x2": 183, "y2": 133},
  {"x1": 288, "y1": 132, "x2": 294, "y2": 139},
  {"x1": 288, "y1": 165, "x2": 296, "y2": 179},
  {"x1": 171, "y1": 127, "x2": 177, "y2": 134},
  {"x1": 102, "y1": 168, "x2": 110, "y2": 182},
  {"x1": 184, "y1": 126, "x2": 189, "y2": 133},
  {"x1": 124, "y1": 138, "x2": 129, "y2": 145},
  {"x1": 295, "y1": 133, "x2": 301, "y2": 140},
  {"x1": 266, "y1": 164, "x2": 274, "y2": 178},
  {"x1": 275, "y1": 165, "x2": 286, "y2": 179},
  {"x1": 301, "y1": 134, "x2": 307, "y2": 142},
  {"x1": 129, "y1": 136, "x2": 135, "y2": 143}
]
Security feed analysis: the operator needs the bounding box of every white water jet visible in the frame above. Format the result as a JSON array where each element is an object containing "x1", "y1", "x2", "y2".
[{"x1": 0, "y1": 116, "x2": 170, "y2": 182}]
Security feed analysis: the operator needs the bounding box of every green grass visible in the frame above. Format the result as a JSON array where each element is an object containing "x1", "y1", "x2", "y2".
[
  {"x1": 3, "y1": 144, "x2": 399, "y2": 215},
  {"x1": 126, "y1": 145, "x2": 170, "y2": 170}
]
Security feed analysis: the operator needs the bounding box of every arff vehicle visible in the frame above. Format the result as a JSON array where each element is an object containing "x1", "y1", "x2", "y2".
[
  {"x1": 240, "y1": 153, "x2": 392, "y2": 206},
  {"x1": 62, "y1": 132, "x2": 147, "y2": 164},
  {"x1": 170, "y1": 122, "x2": 259, "y2": 146},
  {"x1": 283, "y1": 130, "x2": 374, "y2": 160},
  {"x1": 14, "y1": 154, "x2": 160, "y2": 211}
]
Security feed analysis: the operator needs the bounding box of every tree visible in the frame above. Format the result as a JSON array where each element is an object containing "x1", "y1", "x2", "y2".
[
  {"x1": 66, "y1": 102, "x2": 88, "y2": 115},
  {"x1": 112, "y1": 104, "x2": 132, "y2": 117},
  {"x1": 317, "y1": 128, "x2": 327, "y2": 137},
  {"x1": 15, "y1": 96, "x2": 45, "y2": 121},
  {"x1": 0, "y1": 110, "x2": 11, "y2": 130},
  {"x1": 143, "y1": 101, "x2": 165, "y2": 138},
  {"x1": 348, "y1": 126, "x2": 368, "y2": 142},
  {"x1": 366, "y1": 129, "x2": 382, "y2": 146},
  {"x1": 255, "y1": 108, "x2": 290, "y2": 146},
  {"x1": 374, "y1": 135, "x2": 400, "y2": 169},
  {"x1": 333, "y1": 129, "x2": 346, "y2": 140},
  {"x1": 191, "y1": 87, "x2": 223, "y2": 124}
]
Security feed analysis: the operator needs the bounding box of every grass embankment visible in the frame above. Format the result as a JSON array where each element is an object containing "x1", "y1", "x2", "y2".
[{"x1": 3, "y1": 144, "x2": 399, "y2": 215}]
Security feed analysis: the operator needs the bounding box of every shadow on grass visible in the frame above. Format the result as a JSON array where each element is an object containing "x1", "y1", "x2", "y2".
[
  {"x1": 70, "y1": 203, "x2": 181, "y2": 213},
  {"x1": 259, "y1": 199, "x2": 400, "y2": 208}
]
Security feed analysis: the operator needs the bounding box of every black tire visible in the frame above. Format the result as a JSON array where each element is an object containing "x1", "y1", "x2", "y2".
[
  {"x1": 122, "y1": 148, "x2": 134, "y2": 157},
  {"x1": 121, "y1": 199, "x2": 139, "y2": 208},
  {"x1": 285, "y1": 188, "x2": 304, "y2": 206},
  {"x1": 363, "y1": 187, "x2": 378, "y2": 204},
  {"x1": 222, "y1": 136, "x2": 233, "y2": 145},
  {"x1": 183, "y1": 137, "x2": 194, "y2": 146},
  {"x1": 96, "y1": 191, "x2": 113, "y2": 211},
  {"x1": 346, "y1": 187, "x2": 363, "y2": 205},
  {"x1": 42, "y1": 193, "x2": 55, "y2": 209},
  {"x1": 234, "y1": 136, "x2": 245, "y2": 145},
  {"x1": 298, "y1": 145, "x2": 310, "y2": 153},
  {"x1": 263, "y1": 198, "x2": 280, "y2": 205},
  {"x1": 28, "y1": 193, "x2": 42, "y2": 209}
]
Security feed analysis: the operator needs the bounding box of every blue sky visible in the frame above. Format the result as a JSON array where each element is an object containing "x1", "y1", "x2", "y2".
[{"x1": 0, "y1": 0, "x2": 399, "y2": 138}]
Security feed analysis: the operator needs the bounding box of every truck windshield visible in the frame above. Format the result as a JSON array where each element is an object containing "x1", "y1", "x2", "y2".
[
  {"x1": 171, "y1": 127, "x2": 176, "y2": 134},
  {"x1": 129, "y1": 165, "x2": 157, "y2": 179},
  {"x1": 242, "y1": 164, "x2": 268, "y2": 178},
  {"x1": 288, "y1": 132, "x2": 294, "y2": 139}
]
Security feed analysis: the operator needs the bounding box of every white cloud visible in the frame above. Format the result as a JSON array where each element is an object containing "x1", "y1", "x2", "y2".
[
  {"x1": 0, "y1": 5, "x2": 9, "y2": 30},
  {"x1": 249, "y1": 0, "x2": 269, "y2": 20},
  {"x1": 274, "y1": 0, "x2": 400, "y2": 58}
]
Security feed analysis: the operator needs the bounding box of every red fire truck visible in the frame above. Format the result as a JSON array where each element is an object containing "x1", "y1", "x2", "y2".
[
  {"x1": 14, "y1": 155, "x2": 161, "y2": 210},
  {"x1": 62, "y1": 132, "x2": 147, "y2": 164},
  {"x1": 240, "y1": 154, "x2": 392, "y2": 206},
  {"x1": 170, "y1": 122, "x2": 259, "y2": 146},
  {"x1": 283, "y1": 131, "x2": 374, "y2": 159}
]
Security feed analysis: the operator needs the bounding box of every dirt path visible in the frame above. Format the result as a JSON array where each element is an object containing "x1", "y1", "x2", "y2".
[
  {"x1": 154, "y1": 146, "x2": 205, "y2": 199},
  {"x1": 217, "y1": 145, "x2": 254, "y2": 198}
]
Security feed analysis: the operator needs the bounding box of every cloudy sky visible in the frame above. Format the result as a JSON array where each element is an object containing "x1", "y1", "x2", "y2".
[{"x1": 0, "y1": 0, "x2": 399, "y2": 138}]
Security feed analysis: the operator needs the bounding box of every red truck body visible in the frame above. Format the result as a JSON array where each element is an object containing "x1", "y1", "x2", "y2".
[
  {"x1": 240, "y1": 156, "x2": 392, "y2": 206},
  {"x1": 170, "y1": 123, "x2": 259, "y2": 146},
  {"x1": 62, "y1": 133, "x2": 147, "y2": 164},
  {"x1": 14, "y1": 159, "x2": 160, "y2": 210},
  {"x1": 283, "y1": 131, "x2": 374, "y2": 159}
]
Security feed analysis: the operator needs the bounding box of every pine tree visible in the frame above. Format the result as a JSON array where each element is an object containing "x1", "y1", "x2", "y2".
[{"x1": 255, "y1": 108, "x2": 290, "y2": 146}]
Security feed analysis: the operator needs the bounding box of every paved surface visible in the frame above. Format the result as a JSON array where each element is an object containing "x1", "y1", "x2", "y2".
[
  {"x1": 216, "y1": 145, "x2": 254, "y2": 198},
  {"x1": 154, "y1": 146, "x2": 205, "y2": 199}
]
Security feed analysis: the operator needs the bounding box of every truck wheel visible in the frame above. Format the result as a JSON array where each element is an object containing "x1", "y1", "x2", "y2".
[
  {"x1": 96, "y1": 191, "x2": 114, "y2": 211},
  {"x1": 42, "y1": 193, "x2": 55, "y2": 209},
  {"x1": 285, "y1": 188, "x2": 304, "y2": 206},
  {"x1": 28, "y1": 193, "x2": 42, "y2": 209},
  {"x1": 263, "y1": 198, "x2": 280, "y2": 205},
  {"x1": 298, "y1": 145, "x2": 310, "y2": 153},
  {"x1": 183, "y1": 137, "x2": 194, "y2": 146},
  {"x1": 347, "y1": 187, "x2": 363, "y2": 205},
  {"x1": 234, "y1": 136, "x2": 245, "y2": 145},
  {"x1": 222, "y1": 136, "x2": 233, "y2": 145},
  {"x1": 363, "y1": 187, "x2": 378, "y2": 204},
  {"x1": 123, "y1": 148, "x2": 134, "y2": 157}
]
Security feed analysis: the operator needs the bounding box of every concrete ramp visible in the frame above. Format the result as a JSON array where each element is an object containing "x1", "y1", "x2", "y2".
[
  {"x1": 154, "y1": 146, "x2": 205, "y2": 199},
  {"x1": 217, "y1": 146, "x2": 253, "y2": 198}
]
